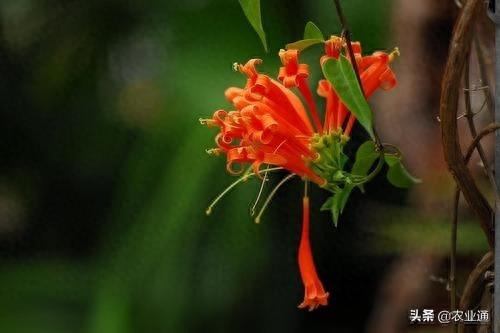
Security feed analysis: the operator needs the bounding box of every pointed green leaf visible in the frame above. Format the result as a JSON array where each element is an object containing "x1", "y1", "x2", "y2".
[
  {"x1": 239, "y1": 0, "x2": 268, "y2": 52},
  {"x1": 286, "y1": 38, "x2": 323, "y2": 51},
  {"x1": 351, "y1": 141, "x2": 380, "y2": 192},
  {"x1": 384, "y1": 154, "x2": 400, "y2": 167},
  {"x1": 322, "y1": 186, "x2": 354, "y2": 227},
  {"x1": 387, "y1": 163, "x2": 421, "y2": 188},
  {"x1": 352, "y1": 141, "x2": 379, "y2": 176},
  {"x1": 320, "y1": 196, "x2": 334, "y2": 211},
  {"x1": 322, "y1": 56, "x2": 374, "y2": 139},
  {"x1": 304, "y1": 21, "x2": 324, "y2": 40},
  {"x1": 384, "y1": 154, "x2": 421, "y2": 188}
]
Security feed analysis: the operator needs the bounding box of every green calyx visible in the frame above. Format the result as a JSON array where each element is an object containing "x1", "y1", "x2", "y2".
[{"x1": 308, "y1": 131, "x2": 351, "y2": 193}]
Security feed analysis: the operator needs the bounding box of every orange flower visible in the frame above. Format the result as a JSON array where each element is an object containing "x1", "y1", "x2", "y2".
[
  {"x1": 202, "y1": 37, "x2": 398, "y2": 310},
  {"x1": 298, "y1": 196, "x2": 329, "y2": 311},
  {"x1": 279, "y1": 49, "x2": 323, "y2": 133}
]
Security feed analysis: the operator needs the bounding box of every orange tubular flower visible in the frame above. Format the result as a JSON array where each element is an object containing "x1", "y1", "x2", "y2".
[
  {"x1": 298, "y1": 196, "x2": 329, "y2": 311},
  {"x1": 202, "y1": 36, "x2": 398, "y2": 311},
  {"x1": 278, "y1": 49, "x2": 323, "y2": 134}
]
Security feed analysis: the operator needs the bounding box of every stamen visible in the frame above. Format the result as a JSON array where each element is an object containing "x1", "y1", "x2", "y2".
[
  {"x1": 206, "y1": 167, "x2": 284, "y2": 215},
  {"x1": 250, "y1": 141, "x2": 287, "y2": 215},
  {"x1": 232, "y1": 62, "x2": 240, "y2": 72},
  {"x1": 206, "y1": 148, "x2": 222, "y2": 156},
  {"x1": 250, "y1": 170, "x2": 268, "y2": 216},
  {"x1": 199, "y1": 118, "x2": 212, "y2": 125},
  {"x1": 254, "y1": 174, "x2": 295, "y2": 224},
  {"x1": 389, "y1": 47, "x2": 400, "y2": 62}
]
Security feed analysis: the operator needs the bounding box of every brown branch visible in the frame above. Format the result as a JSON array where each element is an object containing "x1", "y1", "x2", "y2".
[
  {"x1": 450, "y1": 187, "x2": 460, "y2": 333},
  {"x1": 457, "y1": 251, "x2": 493, "y2": 333},
  {"x1": 439, "y1": 0, "x2": 493, "y2": 248},
  {"x1": 464, "y1": 58, "x2": 497, "y2": 195},
  {"x1": 333, "y1": 0, "x2": 383, "y2": 150},
  {"x1": 464, "y1": 123, "x2": 500, "y2": 162},
  {"x1": 333, "y1": 0, "x2": 363, "y2": 92},
  {"x1": 449, "y1": 123, "x2": 499, "y2": 326},
  {"x1": 473, "y1": 36, "x2": 494, "y2": 118}
]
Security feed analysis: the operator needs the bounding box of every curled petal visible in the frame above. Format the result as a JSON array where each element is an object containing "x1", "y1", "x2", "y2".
[
  {"x1": 239, "y1": 105, "x2": 256, "y2": 118},
  {"x1": 259, "y1": 113, "x2": 278, "y2": 132},
  {"x1": 372, "y1": 51, "x2": 389, "y2": 62},
  {"x1": 325, "y1": 36, "x2": 343, "y2": 58},
  {"x1": 251, "y1": 160, "x2": 264, "y2": 177},
  {"x1": 248, "y1": 114, "x2": 278, "y2": 144},
  {"x1": 320, "y1": 36, "x2": 343, "y2": 65},
  {"x1": 236, "y1": 59, "x2": 263, "y2": 88},
  {"x1": 278, "y1": 49, "x2": 309, "y2": 88},
  {"x1": 234, "y1": 96, "x2": 252, "y2": 110},
  {"x1": 216, "y1": 133, "x2": 234, "y2": 149},
  {"x1": 240, "y1": 75, "x2": 314, "y2": 136},
  {"x1": 200, "y1": 109, "x2": 228, "y2": 127},
  {"x1": 379, "y1": 69, "x2": 397, "y2": 90},
  {"x1": 279, "y1": 49, "x2": 300, "y2": 73},
  {"x1": 299, "y1": 283, "x2": 329, "y2": 311},
  {"x1": 360, "y1": 51, "x2": 389, "y2": 69},
  {"x1": 251, "y1": 75, "x2": 271, "y2": 96},
  {"x1": 351, "y1": 41, "x2": 362, "y2": 55},
  {"x1": 213, "y1": 109, "x2": 228, "y2": 123},
  {"x1": 360, "y1": 52, "x2": 395, "y2": 97},
  {"x1": 249, "y1": 130, "x2": 271, "y2": 145},
  {"x1": 225, "y1": 87, "x2": 245, "y2": 103},
  {"x1": 316, "y1": 79, "x2": 331, "y2": 98},
  {"x1": 226, "y1": 147, "x2": 250, "y2": 174}
]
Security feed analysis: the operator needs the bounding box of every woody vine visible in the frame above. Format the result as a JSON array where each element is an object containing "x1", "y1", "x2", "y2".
[{"x1": 441, "y1": 0, "x2": 498, "y2": 332}]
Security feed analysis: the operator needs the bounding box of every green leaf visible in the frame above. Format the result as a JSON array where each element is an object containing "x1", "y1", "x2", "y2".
[
  {"x1": 320, "y1": 196, "x2": 334, "y2": 211},
  {"x1": 384, "y1": 154, "x2": 421, "y2": 188},
  {"x1": 286, "y1": 22, "x2": 324, "y2": 51},
  {"x1": 321, "y1": 186, "x2": 354, "y2": 227},
  {"x1": 352, "y1": 141, "x2": 379, "y2": 176},
  {"x1": 238, "y1": 0, "x2": 268, "y2": 52},
  {"x1": 351, "y1": 140, "x2": 380, "y2": 192},
  {"x1": 303, "y1": 21, "x2": 324, "y2": 40},
  {"x1": 286, "y1": 38, "x2": 323, "y2": 51},
  {"x1": 322, "y1": 56, "x2": 374, "y2": 139},
  {"x1": 384, "y1": 154, "x2": 400, "y2": 167}
]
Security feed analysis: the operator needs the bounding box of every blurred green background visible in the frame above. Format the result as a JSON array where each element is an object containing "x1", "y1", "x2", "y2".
[{"x1": 0, "y1": 1, "x2": 490, "y2": 332}]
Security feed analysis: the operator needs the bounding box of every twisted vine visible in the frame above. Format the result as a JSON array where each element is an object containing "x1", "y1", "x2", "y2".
[{"x1": 440, "y1": 0, "x2": 497, "y2": 332}]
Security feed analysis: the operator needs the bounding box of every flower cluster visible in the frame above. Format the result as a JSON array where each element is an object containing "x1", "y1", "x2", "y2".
[{"x1": 201, "y1": 36, "x2": 398, "y2": 311}]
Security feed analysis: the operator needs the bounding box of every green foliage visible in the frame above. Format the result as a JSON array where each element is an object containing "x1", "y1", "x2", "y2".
[
  {"x1": 351, "y1": 141, "x2": 379, "y2": 176},
  {"x1": 309, "y1": 134, "x2": 378, "y2": 226},
  {"x1": 286, "y1": 39, "x2": 323, "y2": 51},
  {"x1": 286, "y1": 21, "x2": 324, "y2": 51},
  {"x1": 303, "y1": 21, "x2": 324, "y2": 40},
  {"x1": 309, "y1": 133, "x2": 350, "y2": 193},
  {"x1": 351, "y1": 140, "x2": 380, "y2": 193},
  {"x1": 384, "y1": 154, "x2": 421, "y2": 188},
  {"x1": 238, "y1": 0, "x2": 268, "y2": 52},
  {"x1": 321, "y1": 185, "x2": 353, "y2": 227},
  {"x1": 322, "y1": 55, "x2": 375, "y2": 139}
]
